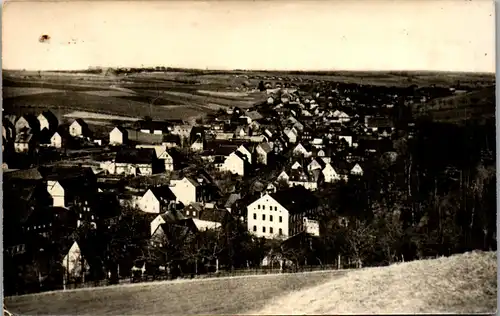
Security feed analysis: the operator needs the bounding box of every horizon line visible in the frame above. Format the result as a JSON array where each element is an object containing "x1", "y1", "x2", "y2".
[{"x1": 3, "y1": 67, "x2": 496, "y2": 75}]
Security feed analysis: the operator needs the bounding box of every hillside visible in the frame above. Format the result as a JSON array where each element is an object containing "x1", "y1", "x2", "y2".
[
  {"x1": 252, "y1": 251, "x2": 497, "y2": 314},
  {"x1": 4, "y1": 271, "x2": 345, "y2": 315},
  {"x1": 413, "y1": 86, "x2": 495, "y2": 125}
]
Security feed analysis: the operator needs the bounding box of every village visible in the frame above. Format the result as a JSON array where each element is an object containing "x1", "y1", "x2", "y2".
[{"x1": 2, "y1": 79, "x2": 477, "y2": 294}]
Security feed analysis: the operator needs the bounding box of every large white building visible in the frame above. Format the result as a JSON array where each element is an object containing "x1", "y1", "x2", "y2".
[{"x1": 246, "y1": 186, "x2": 320, "y2": 239}]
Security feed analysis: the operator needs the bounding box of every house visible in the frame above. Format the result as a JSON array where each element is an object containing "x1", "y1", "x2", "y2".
[
  {"x1": 236, "y1": 144, "x2": 253, "y2": 164},
  {"x1": 162, "y1": 134, "x2": 181, "y2": 148},
  {"x1": 69, "y1": 119, "x2": 89, "y2": 138},
  {"x1": 190, "y1": 136, "x2": 205, "y2": 152},
  {"x1": 246, "y1": 186, "x2": 319, "y2": 239},
  {"x1": 267, "y1": 96, "x2": 275, "y2": 105},
  {"x1": 192, "y1": 208, "x2": 228, "y2": 231},
  {"x1": 330, "y1": 161, "x2": 350, "y2": 181},
  {"x1": 307, "y1": 158, "x2": 326, "y2": 173},
  {"x1": 234, "y1": 125, "x2": 251, "y2": 138},
  {"x1": 14, "y1": 133, "x2": 36, "y2": 153},
  {"x1": 322, "y1": 162, "x2": 342, "y2": 183},
  {"x1": 136, "y1": 145, "x2": 176, "y2": 171},
  {"x1": 350, "y1": 163, "x2": 364, "y2": 176},
  {"x1": 138, "y1": 185, "x2": 177, "y2": 214},
  {"x1": 220, "y1": 151, "x2": 249, "y2": 176},
  {"x1": 137, "y1": 120, "x2": 170, "y2": 135},
  {"x1": 284, "y1": 127, "x2": 298, "y2": 144},
  {"x1": 170, "y1": 176, "x2": 212, "y2": 206},
  {"x1": 292, "y1": 143, "x2": 311, "y2": 157},
  {"x1": 44, "y1": 167, "x2": 97, "y2": 210},
  {"x1": 109, "y1": 126, "x2": 128, "y2": 146},
  {"x1": 224, "y1": 193, "x2": 241, "y2": 213},
  {"x1": 338, "y1": 135, "x2": 353, "y2": 147},
  {"x1": 49, "y1": 128, "x2": 69, "y2": 149},
  {"x1": 240, "y1": 110, "x2": 264, "y2": 124},
  {"x1": 15, "y1": 114, "x2": 40, "y2": 134},
  {"x1": 255, "y1": 142, "x2": 273, "y2": 165},
  {"x1": 288, "y1": 168, "x2": 318, "y2": 191},
  {"x1": 114, "y1": 148, "x2": 159, "y2": 176},
  {"x1": 150, "y1": 209, "x2": 187, "y2": 236},
  {"x1": 37, "y1": 110, "x2": 58, "y2": 132}
]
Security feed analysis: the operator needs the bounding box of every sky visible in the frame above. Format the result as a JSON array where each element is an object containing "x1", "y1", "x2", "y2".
[{"x1": 2, "y1": 0, "x2": 495, "y2": 72}]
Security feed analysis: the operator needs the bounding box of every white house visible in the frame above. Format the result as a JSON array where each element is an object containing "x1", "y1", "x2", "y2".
[
  {"x1": 37, "y1": 110, "x2": 58, "y2": 132},
  {"x1": 109, "y1": 127, "x2": 128, "y2": 145},
  {"x1": 277, "y1": 170, "x2": 290, "y2": 183},
  {"x1": 246, "y1": 193, "x2": 289, "y2": 239},
  {"x1": 220, "y1": 151, "x2": 247, "y2": 176},
  {"x1": 113, "y1": 148, "x2": 156, "y2": 176},
  {"x1": 138, "y1": 186, "x2": 177, "y2": 214},
  {"x1": 69, "y1": 119, "x2": 88, "y2": 138},
  {"x1": 236, "y1": 144, "x2": 252, "y2": 164},
  {"x1": 50, "y1": 132, "x2": 63, "y2": 148},
  {"x1": 350, "y1": 163, "x2": 364, "y2": 176},
  {"x1": 190, "y1": 137, "x2": 204, "y2": 152},
  {"x1": 322, "y1": 163, "x2": 342, "y2": 183},
  {"x1": 255, "y1": 142, "x2": 273, "y2": 165},
  {"x1": 292, "y1": 143, "x2": 311, "y2": 157},
  {"x1": 284, "y1": 127, "x2": 298, "y2": 144},
  {"x1": 246, "y1": 186, "x2": 319, "y2": 239},
  {"x1": 291, "y1": 161, "x2": 302, "y2": 170},
  {"x1": 138, "y1": 146, "x2": 176, "y2": 171},
  {"x1": 170, "y1": 177, "x2": 201, "y2": 206}
]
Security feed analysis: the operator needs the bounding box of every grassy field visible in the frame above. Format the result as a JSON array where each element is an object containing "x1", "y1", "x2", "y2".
[
  {"x1": 252, "y1": 251, "x2": 497, "y2": 315},
  {"x1": 4, "y1": 271, "x2": 345, "y2": 316}
]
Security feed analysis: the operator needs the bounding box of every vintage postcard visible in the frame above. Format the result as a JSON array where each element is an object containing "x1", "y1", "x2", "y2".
[{"x1": 2, "y1": 0, "x2": 496, "y2": 315}]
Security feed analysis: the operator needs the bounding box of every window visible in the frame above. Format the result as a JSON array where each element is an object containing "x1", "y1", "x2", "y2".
[
  {"x1": 262, "y1": 226, "x2": 266, "y2": 233},
  {"x1": 279, "y1": 228, "x2": 283, "y2": 235},
  {"x1": 193, "y1": 211, "x2": 196, "y2": 216},
  {"x1": 279, "y1": 216, "x2": 282, "y2": 223},
  {"x1": 253, "y1": 213, "x2": 257, "y2": 220},
  {"x1": 270, "y1": 215, "x2": 273, "y2": 222},
  {"x1": 263, "y1": 205, "x2": 266, "y2": 210},
  {"x1": 187, "y1": 210, "x2": 190, "y2": 216},
  {"x1": 270, "y1": 227, "x2": 274, "y2": 234},
  {"x1": 253, "y1": 225, "x2": 257, "y2": 232},
  {"x1": 258, "y1": 205, "x2": 261, "y2": 209},
  {"x1": 275, "y1": 206, "x2": 277, "y2": 211},
  {"x1": 262, "y1": 214, "x2": 266, "y2": 221}
]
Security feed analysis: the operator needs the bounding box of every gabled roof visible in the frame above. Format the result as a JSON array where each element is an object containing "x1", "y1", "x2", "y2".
[
  {"x1": 112, "y1": 126, "x2": 128, "y2": 135},
  {"x1": 73, "y1": 118, "x2": 88, "y2": 128},
  {"x1": 199, "y1": 208, "x2": 228, "y2": 223},
  {"x1": 224, "y1": 193, "x2": 241, "y2": 208},
  {"x1": 115, "y1": 148, "x2": 157, "y2": 164},
  {"x1": 39, "y1": 128, "x2": 53, "y2": 144},
  {"x1": 39, "y1": 110, "x2": 59, "y2": 128},
  {"x1": 17, "y1": 114, "x2": 40, "y2": 130},
  {"x1": 258, "y1": 142, "x2": 273, "y2": 153},
  {"x1": 244, "y1": 111, "x2": 264, "y2": 121},
  {"x1": 270, "y1": 186, "x2": 318, "y2": 215},
  {"x1": 149, "y1": 185, "x2": 177, "y2": 201},
  {"x1": 159, "y1": 209, "x2": 187, "y2": 223}
]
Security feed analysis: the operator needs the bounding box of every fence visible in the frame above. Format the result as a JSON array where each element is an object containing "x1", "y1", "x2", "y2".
[{"x1": 44, "y1": 264, "x2": 346, "y2": 292}]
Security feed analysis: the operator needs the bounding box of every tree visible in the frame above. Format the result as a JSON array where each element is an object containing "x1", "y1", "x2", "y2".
[
  {"x1": 258, "y1": 81, "x2": 265, "y2": 92},
  {"x1": 342, "y1": 219, "x2": 377, "y2": 268}
]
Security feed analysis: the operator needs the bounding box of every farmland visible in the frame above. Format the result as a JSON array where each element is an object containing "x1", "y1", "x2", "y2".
[
  {"x1": 4, "y1": 270, "x2": 345, "y2": 315},
  {"x1": 3, "y1": 69, "x2": 495, "y2": 126}
]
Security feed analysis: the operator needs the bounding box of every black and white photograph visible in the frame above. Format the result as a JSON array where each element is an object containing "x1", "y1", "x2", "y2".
[{"x1": 1, "y1": 0, "x2": 497, "y2": 314}]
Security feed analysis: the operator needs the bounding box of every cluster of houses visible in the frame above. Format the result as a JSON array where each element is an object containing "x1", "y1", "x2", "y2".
[{"x1": 4, "y1": 82, "x2": 418, "y2": 291}]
